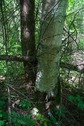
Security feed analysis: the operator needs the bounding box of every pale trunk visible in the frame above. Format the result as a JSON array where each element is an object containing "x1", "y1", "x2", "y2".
[{"x1": 36, "y1": 0, "x2": 68, "y2": 92}]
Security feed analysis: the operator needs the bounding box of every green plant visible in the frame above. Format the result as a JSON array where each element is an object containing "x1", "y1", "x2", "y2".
[
  {"x1": 68, "y1": 94, "x2": 84, "y2": 110},
  {"x1": 19, "y1": 99, "x2": 31, "y2": 111},
  {"x1": 0, "y1": 120, "x2": 4, "y2": 126},
  {"x1": 12, "y1": 111, "x2": 36, "y2": 126},
  {"x1": 10, "y1": 99, "x2": 36, "y2": 126},
  {"x1": 36, "y1": 113, "x2": 48, "y2": 126}
]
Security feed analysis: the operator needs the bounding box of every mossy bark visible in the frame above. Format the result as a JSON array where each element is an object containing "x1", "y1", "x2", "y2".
[{"x1": 36, "y1": 0, "x2": 68, "y2": 92}]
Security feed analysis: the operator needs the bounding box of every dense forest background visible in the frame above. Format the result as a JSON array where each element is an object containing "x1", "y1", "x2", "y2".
[{"x1": 0, "y1": 0, "x2": 84, "y2": 126}]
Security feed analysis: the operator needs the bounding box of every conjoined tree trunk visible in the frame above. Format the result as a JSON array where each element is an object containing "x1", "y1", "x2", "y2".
[{"x1": 36, "y1": 0, "x2": 68, "y2": 94}]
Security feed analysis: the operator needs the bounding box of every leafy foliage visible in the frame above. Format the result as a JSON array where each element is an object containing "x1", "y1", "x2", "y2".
[
  {"x1": 12, "y1": 111, "x2": 36, "y2": 126},
  {"x1": 19, "y1": 99, "x2": 31, "y2": 111},
  {"x1": 68, "y1": 94, "x2": 84, "y2": 110}
]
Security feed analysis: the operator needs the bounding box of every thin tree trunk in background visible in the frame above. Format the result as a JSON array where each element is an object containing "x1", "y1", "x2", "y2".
[
  {"x1": 36, "y1": 0, "x2": 68, "y2": 93},
  {"x1": 1, "y1": 1, "x2": 12, "y2": 124},
  {"x1": 14, "y1": 0, "x2": 20, "y2": 46},
  {"x1": 20, "y1": 0, "x2": 36, "y2": 84},
  {"x1": 14, "y1": 0, "x2": 17, "y2": 22}
]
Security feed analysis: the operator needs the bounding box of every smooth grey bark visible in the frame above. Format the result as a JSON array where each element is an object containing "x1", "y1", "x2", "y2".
[{"x1": 36, "y1": 0, "x2": 68, "y2": 92}]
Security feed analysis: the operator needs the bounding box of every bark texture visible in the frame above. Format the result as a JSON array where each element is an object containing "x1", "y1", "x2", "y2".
[
  {"x1": 20, "y1": 0, "x2": 36, "y2": 84},
  {"x1": 36, "y1": 0, "x2": 68, "y2": 92}
]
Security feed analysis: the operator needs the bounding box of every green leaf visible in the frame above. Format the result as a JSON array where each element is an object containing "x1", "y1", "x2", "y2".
[
  {"x1": 44, "y1": 122, "x2": 48, "y2": 126},
  {"x1": 0, "y1": 120, "x2": 4, "y2": 126},
  {"x1": 68, "y1": 95, "x2": 75, "y2": 102},
  {"x1": 19, "y1": 100, "x2": 31, "y2": 109},
  {"x1": 0, "y1": 114, "x2": 2, "y2": 118},
  {"x1": 17, "y1": 119, "x2": 26, "y2": 125},
  {"x1": 78, "y1": 101, "x2": 84, "y2": 110},
  {"x1": 0, "y1": 101, "x2": 5, "y2": 107}
]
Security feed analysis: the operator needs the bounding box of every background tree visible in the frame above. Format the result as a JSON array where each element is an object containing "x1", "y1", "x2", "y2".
[{"x1": 20, "y1": 0, "x2": 36, "y2": 84}]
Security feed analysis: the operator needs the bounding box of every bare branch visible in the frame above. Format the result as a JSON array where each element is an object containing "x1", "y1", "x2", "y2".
[
  {"x1": 0, "y1": 55, "x2": 28, "y2": 62},
  {"x1": 61, "y1": 62, "x2": 84, "y2": 73},
  {"x1": 0, "y1": 55, "x2": 84, "y2": 73}
]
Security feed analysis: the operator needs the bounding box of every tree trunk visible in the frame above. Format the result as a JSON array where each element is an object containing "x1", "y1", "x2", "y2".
[
  {"x1": 20, "y1": 0, "x2": 36, "y2": 84},
  {"x1": 36, "y1": 0, "x2": 68, "y2": 93}
]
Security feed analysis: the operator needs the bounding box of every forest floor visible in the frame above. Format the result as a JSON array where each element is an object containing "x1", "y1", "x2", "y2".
[
  {"x1": 0, "y1": 75, "x2": 84, "y2": 126},
  {"x1": 9, "y1": 77, "x2": 84, "y2": 126}
]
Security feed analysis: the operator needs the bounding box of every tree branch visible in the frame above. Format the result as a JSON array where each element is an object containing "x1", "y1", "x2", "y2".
[
  {"x1": 0, "y1": 55, "x2": 84, "y2": 73},
  {"x1": 0, "y1": 55, "x2": 28, "y2": 62},
  {"x1": 61, "y1": 62, "x2": 84, "y2": 73}
]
